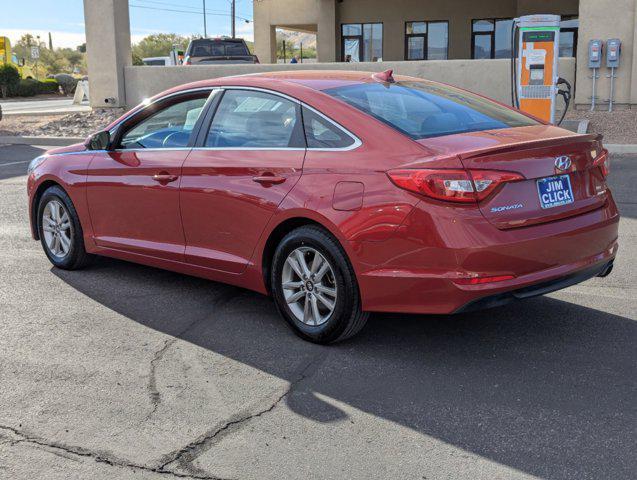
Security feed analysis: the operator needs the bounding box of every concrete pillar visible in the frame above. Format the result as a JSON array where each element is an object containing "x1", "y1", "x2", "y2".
[
  {"x1": 317, "y1": 0, "x2": 336, "y2": 62},
  {"x1": 575, "y1": 0, "x2": 636, "y2": 108},
  {"x1": 83, "y1": 0, "x2": 131, "y2": 108},
  {"x1": 253, "y1": 0, "x2": 277, "y2": 64},
  {"x1": 253, "y1": 25, "x2": 276, "y2": 64}
]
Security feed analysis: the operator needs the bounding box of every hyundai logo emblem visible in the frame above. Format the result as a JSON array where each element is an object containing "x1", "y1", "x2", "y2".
[{"x1": 555, "y1": 156, "x2": 572, "y2": 171}]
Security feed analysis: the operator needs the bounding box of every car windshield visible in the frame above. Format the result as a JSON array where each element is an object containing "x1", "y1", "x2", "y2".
[{"x1": 324, "y1": 80, "x2": 538, "y2": 140}]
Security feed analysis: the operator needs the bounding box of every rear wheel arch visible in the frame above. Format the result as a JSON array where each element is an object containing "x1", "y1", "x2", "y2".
[{"x1": 261, "y1": 216, "x2": 353, "y2": 294}]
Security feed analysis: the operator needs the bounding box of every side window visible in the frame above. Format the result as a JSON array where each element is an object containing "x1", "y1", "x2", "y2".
[
  {"x1": 205, "y1": 90, "x2": 304, "y2": 148},
  {"x1": 119, "y1": 95, "x2": 208, "y2": 149},
  {"x1": 302, "y1": 107, "x2": 356, "y2": 149}
]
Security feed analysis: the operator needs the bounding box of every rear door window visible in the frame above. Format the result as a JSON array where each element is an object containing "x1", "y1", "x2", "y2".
[
  {"x1": 324, "y1": 81, "x2": 538, "y2": 140},
  {"x1": 205, "y1": 90, "x2": 305, "y2": 148}
]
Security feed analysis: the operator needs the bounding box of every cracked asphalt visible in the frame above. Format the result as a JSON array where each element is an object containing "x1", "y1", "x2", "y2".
[{"x1": 0, "y1": 143, "x2": 635, "y2": 480}]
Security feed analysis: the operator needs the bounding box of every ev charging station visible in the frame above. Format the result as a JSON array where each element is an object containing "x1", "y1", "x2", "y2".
[{"x1": 511, "y1": 15, "x2": 571, "y2": 125}]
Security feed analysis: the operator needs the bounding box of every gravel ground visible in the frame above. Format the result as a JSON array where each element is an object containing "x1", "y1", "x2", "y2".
[
  {"x1": 0, "y1": 109, "x2": 126, "y2": 138},
  {"x1": 564, "y1": 108, "x2": 637, "y2": 144}
]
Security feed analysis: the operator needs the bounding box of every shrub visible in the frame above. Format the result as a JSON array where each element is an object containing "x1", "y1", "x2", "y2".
[
  {"x1": 53, "y1": 73, "x2": 78, "y2": 95},
  {"x1": 12, "y1": 79, "x2": 39, "y2": 97},
  {"x1": 0, "y1": 64, "x2": 20, "y2": 98},
  {"x1": 38, "y1": 79, "x2": 60, "y2": 94}
]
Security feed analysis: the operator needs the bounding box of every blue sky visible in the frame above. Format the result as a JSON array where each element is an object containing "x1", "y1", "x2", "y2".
[{"x1": 2, "y1": 0, "x2": 254, "y2": 48}]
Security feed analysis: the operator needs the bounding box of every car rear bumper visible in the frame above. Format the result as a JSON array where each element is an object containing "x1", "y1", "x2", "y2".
[
  {"x1": 453, "y1": 258, "x2": 613, "y2": 313},
  {"x1": 355, "y1": 197, "x2": 619, "y2": 314}
]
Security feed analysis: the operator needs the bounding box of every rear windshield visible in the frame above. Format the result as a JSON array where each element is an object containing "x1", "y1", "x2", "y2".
[
  {"x1": 324, "y1": 81, "x2": 538, "y2": 140},
  {"x1": 189, "y1": 40, "x2": 249, "y2": 57}
]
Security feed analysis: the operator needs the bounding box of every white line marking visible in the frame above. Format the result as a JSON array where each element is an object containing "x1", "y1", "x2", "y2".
[{"x1": 0, "y1": 160, "x2": 30, "y2": 167}]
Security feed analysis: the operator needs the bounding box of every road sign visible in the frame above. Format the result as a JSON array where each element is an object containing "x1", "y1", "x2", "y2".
[{"x1": 30, "y1": 46, "x2": 40, "y2": 59}]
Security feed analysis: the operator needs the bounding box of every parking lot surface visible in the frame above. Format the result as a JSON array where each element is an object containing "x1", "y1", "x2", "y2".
[{"x1": 0, "y1": 143, "x2": 635, "y2": 480}]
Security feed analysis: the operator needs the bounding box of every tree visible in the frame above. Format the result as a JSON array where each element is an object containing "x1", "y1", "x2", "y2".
[
  {"x1": 131, "y1": 33, "x2": 190, "y2": 60},
  {"x1": 13, "y1": 34, "x2": 41, "y2": 63},
  {"x1": 132, "y1": 52, "x2": 144, "y2": 66},
  {"x1": 39, "y1": 49, "x2": 70, "y2": 75},
  {"x1": 10, "y1": 33, "x2": 88, "y2": 76}
]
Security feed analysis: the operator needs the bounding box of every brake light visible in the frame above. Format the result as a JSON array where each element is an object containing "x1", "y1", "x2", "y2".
[
  {"x1": 387, "y1": 169, "x2": 524, "y2": 203},
  {"x1": 592, "y1": 151, "x2": 610, "y2": 177},
  {"x1": 453, "y1": 275, "x2": 515, "y2": 285},
  {"x1": 184, "y1": 56, "x2": 192, "y2": 65}
]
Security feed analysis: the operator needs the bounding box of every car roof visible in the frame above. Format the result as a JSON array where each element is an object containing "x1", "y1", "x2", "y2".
[
  {"x1": 160, "y1": 70, "x2": 425, "y2": 97},
  {"x1": 190, "y1": 37, "x2": 245, "y2": 43}
]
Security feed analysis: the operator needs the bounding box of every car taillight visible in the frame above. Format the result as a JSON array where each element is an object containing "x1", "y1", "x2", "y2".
[
  {"x1": 184, "y1": 56, "x2": 192, "y2": 65},
  {"x1": 387, "y1": 169, "x2": 524, "y2": 203},
  {"x1": 592, "y1": 151, "x2": 610, "y2": 177}
]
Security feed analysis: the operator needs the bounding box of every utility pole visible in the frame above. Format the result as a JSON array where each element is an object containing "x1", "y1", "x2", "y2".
[
  {"x1": 231, "y1": 0, "x2": 236, "y2": 38},
  {"x1": 202, "y1": 0, "x2": 207, "y2": 37}
]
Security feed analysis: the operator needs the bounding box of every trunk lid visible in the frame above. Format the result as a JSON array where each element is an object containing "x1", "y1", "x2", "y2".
[{"x1": 416, "y1": 125, "x2": 609, "y2": 229}]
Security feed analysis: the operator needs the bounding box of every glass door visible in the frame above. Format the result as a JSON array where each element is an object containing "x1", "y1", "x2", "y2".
[{"x1": 343, "y1": 37, "x2": 361, "y2": 62}]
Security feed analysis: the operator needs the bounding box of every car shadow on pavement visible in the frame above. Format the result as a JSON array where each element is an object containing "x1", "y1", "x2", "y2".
[{"x1": 53, "y1": 258, "x2": 636, "y2": 480}]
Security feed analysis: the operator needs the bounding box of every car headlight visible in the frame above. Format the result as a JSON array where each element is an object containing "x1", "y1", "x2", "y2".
[{"x1": 27, "y1": 155, "x2": 47, "y2": 174}]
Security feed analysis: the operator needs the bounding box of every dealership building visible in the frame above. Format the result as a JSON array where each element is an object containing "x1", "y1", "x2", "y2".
[{"x1": 83, "y1": 0, "x2": 636, "y2": 110}]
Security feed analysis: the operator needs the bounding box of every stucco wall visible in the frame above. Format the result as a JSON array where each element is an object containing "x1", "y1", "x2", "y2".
[
  {"x1": 254, "y1": 0, "x2": 336, "y2": 62},
  {"x1": 124, "y1": 58, "x2": 575, "y2": 109},
  {"x1": 575, "y1": 0, "x2": 637, "y2": 107},
  {"x1": 254, "y1": 0, "x2": 579, "y2": 62}
]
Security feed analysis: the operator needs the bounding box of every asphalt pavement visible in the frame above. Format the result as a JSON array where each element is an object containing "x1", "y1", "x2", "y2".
[{"x1": 0, "y1": 143, "x2": 635, "y2": 480}]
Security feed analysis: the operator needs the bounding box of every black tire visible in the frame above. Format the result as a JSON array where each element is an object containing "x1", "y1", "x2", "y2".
[
  {"x1": 37, "y1": 185, "x2": 93, "y2": 270},
  {"x1": 271, "y1": 225, "x2": 369, "y2": 344}
]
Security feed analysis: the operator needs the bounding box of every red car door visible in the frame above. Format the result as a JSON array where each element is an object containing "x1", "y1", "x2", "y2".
[
  {"x1": 86, "y1": 92, "x2": 210, "y2": 261},
  {"x1": 180, "y1": 88, "x2": 306, "y2": 274}
]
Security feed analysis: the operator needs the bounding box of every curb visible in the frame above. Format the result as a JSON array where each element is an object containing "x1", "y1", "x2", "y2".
[
  {"x1": 605, "y1": 144, "x2": 637, "y2": 154},
  {"x1": 0, "y1": 136, "x2": 84, "y2": 146},
  {"x1": 2, "y1": 110, "x2": 91, "y2": 117}
]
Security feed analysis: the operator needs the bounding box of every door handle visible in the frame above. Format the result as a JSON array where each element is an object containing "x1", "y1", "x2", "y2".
[
  {"x1": 152, "y1": 173, "x2": 179, "y2": 184},
  {"x1": 253, "y1": 175, "x2": 286, "y2": 185}
]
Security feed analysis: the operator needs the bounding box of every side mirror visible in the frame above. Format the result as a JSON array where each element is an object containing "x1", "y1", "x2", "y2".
[{"x1": 86, "y1": 131, "x2": 111, "y2": 150}]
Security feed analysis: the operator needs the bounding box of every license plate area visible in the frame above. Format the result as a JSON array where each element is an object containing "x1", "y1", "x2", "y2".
[{"x1": 536, "y1": 174, "x2": 574, "y2": 209}]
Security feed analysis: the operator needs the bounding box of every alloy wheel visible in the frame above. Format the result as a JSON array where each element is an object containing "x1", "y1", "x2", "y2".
[
  {"x1": 42, "y1": 199, "x2": 73, "y2": 259},
  {"x1": 282, "y1": 246, "x2": 338, "y2": 326}
]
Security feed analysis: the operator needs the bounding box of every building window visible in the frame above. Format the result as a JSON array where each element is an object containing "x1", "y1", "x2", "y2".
[
  {"x1": 405, "y1": 21, "x2": 449, "y2": 60},
  {"x1": 559, "y1": 16, "x2": 579, "y2": 57},
  {"x1": 473, "y1": 16, "x2": 579, "y2": 59},
  {"x1": 342, "y1": 23, "x2": 383, "y2": 62},
  {"x1": 472, "y1": 18, "x2": 514, "y2": 59}
]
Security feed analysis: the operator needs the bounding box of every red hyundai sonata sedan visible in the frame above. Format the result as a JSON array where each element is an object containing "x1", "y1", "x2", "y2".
[{"x1": 27, "y1": 70, "x2": 618, "y2": 343}]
